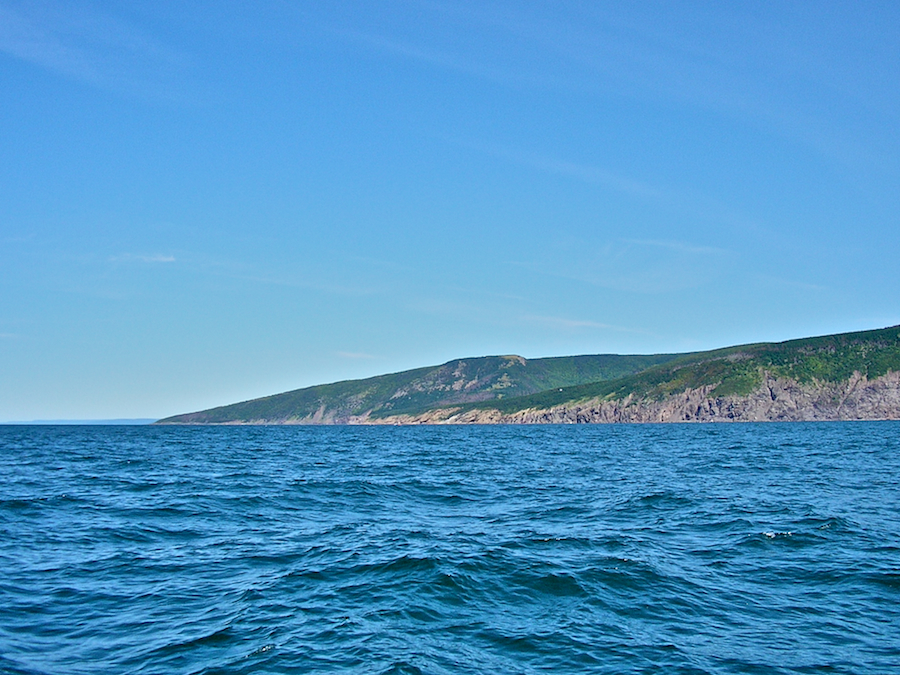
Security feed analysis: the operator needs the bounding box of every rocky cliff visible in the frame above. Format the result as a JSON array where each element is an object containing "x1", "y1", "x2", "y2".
[{"x1": 363, "y1": 371, "x2": 900, "y2": 424}]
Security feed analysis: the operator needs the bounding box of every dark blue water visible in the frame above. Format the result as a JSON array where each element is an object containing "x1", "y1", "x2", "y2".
[{"x1": 1, "y1": 423, "x2": 898, "y2": 674}]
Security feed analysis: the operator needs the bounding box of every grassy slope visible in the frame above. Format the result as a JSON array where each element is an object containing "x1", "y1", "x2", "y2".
[
  {"x1": 157, "y1": 353, "x2": 678, "y2": 423},
  {"x1": 465, "y1": 325, "x2": 900, "y2": 415}
]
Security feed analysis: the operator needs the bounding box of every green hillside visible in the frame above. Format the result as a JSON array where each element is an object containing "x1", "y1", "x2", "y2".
[
  {"x1": 462, "y1": 325, "x2": 900, "y2": 415},
  {"x1": 157, "y1": 353, "x2": 679, "y2": 424},
  {"x1": 157, "y1": 325, "x2": 900, "y2": 424}
]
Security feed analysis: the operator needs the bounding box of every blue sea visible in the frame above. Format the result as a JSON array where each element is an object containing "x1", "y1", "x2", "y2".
[{"x1": 1, "y1": 423, "x2": 898, "y2": 674}]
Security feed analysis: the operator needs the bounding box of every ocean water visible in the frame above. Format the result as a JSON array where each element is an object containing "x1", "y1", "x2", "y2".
[{"x1": 1, "y1": 423, "x2": 898, "y2": 675}]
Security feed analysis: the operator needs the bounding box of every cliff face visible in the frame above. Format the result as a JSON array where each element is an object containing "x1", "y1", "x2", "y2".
[{"x1": 364, "y1": 371, "x2": 900, "y2": 424}]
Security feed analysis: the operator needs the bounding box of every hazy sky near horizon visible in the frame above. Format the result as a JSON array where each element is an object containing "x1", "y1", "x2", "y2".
[{"x1": 2, "y1": 0, "x2": 899, "y2": 420}]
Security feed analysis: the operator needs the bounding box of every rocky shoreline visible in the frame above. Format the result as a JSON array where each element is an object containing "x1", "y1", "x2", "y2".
[{"x1": 357, "y1": 371, "x2": 900, "y2": 425}]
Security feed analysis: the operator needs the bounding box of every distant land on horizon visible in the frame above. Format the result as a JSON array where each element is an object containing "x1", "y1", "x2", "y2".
[
  {"x1": 157, "y1": 326, "x2": 900, "y2": 425},
  {"x1": 1, "y1": 419, "x2": 158, "y2": 426}
]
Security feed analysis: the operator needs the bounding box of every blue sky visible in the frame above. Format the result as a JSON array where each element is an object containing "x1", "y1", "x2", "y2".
[{"x1": 1, "y1": 1, "x2": 899, "y2": 420}]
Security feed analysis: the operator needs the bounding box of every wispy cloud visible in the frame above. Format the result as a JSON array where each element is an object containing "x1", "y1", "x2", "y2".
[
  {"x1": 620, "y1": 238, "x2": 729, "y2": 256},
  {"x1": 517, "y1": 153, "x2": 667, "y2": 201},
  {"x1": 757, "y1": 275, "x2": 828, "y2": 292},
  {"x1": 1, "y1": 234, "x2": 34, "y2": 244},
  {"x1": 0, "y1": 1, "x2": 191, "y2": 100},
  {"x1": 335, "y1": 351, "x2": 378, "y2": 360},
  {"x1": 440, "y1": 136, "x2": 666, "y2": 203},
  {"x1": 109, "y1": 253, "x2": 176, "y2": 263},
  {"x1": 331, "y1": 27, "x2": 525, "y2": 87},
  {"x1": 0, "y1": 332, "x2": 19, "y2": 339},
  {"x1": 522, "y1": 315, "x2": 646, "y2": 334},
  {"x1": 327, "y1": 1, "x2": 884, "y2": 175},
  {"x1": 346, "y1": 254, "x2": 414, "y2": 273},
  {"x1": 441, "y1": 284, "x2": 527, "y2": 303},
  {"x1": 227, "y1": 271, "x2": 381, "y2": 298},
  {"x1": 105, "y1": 250, "x2": 384, "y2": 297},
  {"x1": 447, "y1": 139, "x2": 769, "y2": 238}
]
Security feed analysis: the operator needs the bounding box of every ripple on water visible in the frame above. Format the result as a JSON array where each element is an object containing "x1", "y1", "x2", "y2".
[{"x1": 1, "y1": 423, "x2": 899, "y2": 674}]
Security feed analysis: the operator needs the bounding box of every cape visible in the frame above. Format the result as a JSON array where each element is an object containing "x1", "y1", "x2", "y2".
[{"x1": 157, "y1": 325, "x2": 900, "y2": 424}]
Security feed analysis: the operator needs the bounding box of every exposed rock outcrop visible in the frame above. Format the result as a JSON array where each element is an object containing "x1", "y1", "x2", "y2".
[{"x1": 364, "y1": 371, "x2": 900, "y2": 424}]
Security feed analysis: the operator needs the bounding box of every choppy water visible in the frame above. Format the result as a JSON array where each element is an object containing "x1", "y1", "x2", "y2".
[{"x1": 1, "y1": 423, "x2": 899, "y2": 674}]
